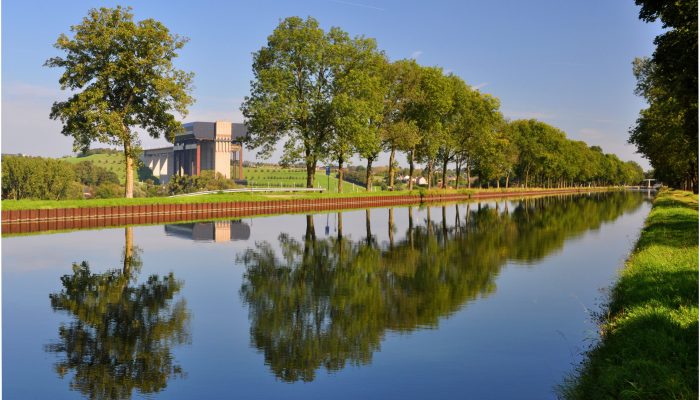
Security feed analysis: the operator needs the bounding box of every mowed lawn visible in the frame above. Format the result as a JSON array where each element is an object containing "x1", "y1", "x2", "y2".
[{"x1": 243, "y1": 167, "x2": 367, "y2": 192}]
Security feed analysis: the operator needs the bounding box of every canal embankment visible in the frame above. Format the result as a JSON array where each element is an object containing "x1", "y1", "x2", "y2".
[
  {"x1": 2, "y1": 187, "x2": 616, "y2": 235},
  {"x1": 561, "y1": 189, "x2": 698, "y2": 399}
]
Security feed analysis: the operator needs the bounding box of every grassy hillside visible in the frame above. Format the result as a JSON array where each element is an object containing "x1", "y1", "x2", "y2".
[{"x1": 62, "y1": 153, "x2": 129, "y2": 183}]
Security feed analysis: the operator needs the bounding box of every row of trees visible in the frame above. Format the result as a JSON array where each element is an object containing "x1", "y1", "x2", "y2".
[
  {"x1": 242, "y1": 16, "x2": 645, "y2": 192},
  {"x1": 629, "y1": 0, "x2": 697, "y2": 192}
]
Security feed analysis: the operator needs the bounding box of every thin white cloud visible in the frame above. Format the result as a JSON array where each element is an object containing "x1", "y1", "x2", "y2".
[
  {"x1": 410, "y1": 50, "x2": 423, "y2": 60},
  {"x1": 471, "y1": 82, "x2": 489, "y2": 90},
  {"x1": 329, "y1": 0, "x2": 385, "y2": 11}
]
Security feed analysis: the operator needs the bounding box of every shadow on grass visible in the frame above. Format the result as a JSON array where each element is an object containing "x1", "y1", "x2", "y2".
[{"x1": 611, "y1": 268, "x2": 699, "y2": 313}]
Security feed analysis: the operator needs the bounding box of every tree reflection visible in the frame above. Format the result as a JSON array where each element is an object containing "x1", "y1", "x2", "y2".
[
  {"x1": 239, "y1": 192, "x2": 644, "y2": 382},
  {"x1": 46, "y1": 227, "x2": 190, "y2": 400}
]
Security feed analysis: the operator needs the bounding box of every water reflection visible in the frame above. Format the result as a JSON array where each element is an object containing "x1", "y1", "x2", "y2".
[
  {"x1": 165, "y1": 220, "x2": 251, "y2": 242},
  {"x1": 46, "y1": 227, "x2": 191, "y2": 400},
  {"x1": 239, "y1": 193, "x2": 645, "y2": 382}
]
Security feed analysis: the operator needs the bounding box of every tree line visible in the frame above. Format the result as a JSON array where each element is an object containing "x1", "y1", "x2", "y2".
[
  {"x1": 629, "y1": 0, "x2": 697, "y2": 192},
  {"x1": 1, "y1": 155, "x2": 121, "y2": 200},
  {"x1": 242, "y1": 16, "x2": 645, "y2": 192}
]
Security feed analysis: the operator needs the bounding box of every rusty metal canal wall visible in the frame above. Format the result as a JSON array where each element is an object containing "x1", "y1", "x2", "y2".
[{"x1": 1, "y1": 188, "x2": 610, "y2": 235}]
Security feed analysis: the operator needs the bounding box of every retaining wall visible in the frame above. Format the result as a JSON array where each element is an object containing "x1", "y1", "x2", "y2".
[{"x1": 1, "y1": 188, "x2": 608, "y2": 235}]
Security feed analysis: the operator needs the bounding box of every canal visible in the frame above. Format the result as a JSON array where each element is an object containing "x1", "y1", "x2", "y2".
[{"x1": 3, "y1": 192, "x2": 650, "y2": 399}]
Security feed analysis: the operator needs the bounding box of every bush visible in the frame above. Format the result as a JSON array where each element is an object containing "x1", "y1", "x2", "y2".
[
  {"x1": 94, "y1": 183, "x2": 123, "y2": 199},
  {"x1": 2, "y1": 156, "x2": 77, "y2": 200},
  {"x1": 166, "y1": 170, "x2": 236, "y2": 195}
]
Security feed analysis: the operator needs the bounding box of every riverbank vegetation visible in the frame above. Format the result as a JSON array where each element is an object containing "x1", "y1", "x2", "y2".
[{"x1": 561, "y1": 189, "x2": 698, "y2": 399}]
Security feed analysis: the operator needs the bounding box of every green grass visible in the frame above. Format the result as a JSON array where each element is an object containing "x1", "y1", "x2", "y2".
[
  {"x1": 1, "y1": 188, "x2": 422, "y2": 210},
  {"x1": 561, "y1": 189, "x2": 698, "y2": 400},
  {"x1": 243, "y1": 167, "x2": 365, "y2": 192},
  {"x1": 62, "y1": 153, "x2": 130, "y2": 183},
  {"x1": 1, "y1": 186, "x2": 615, "y2": 211}
]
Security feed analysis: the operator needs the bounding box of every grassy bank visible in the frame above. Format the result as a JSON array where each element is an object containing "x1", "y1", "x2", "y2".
[
  {"x1": 561, "y1": 189, "x2": 698, "y2": 399},
  {"x1": 1, "y1": 186, "x2": 615, "y2": 211}
]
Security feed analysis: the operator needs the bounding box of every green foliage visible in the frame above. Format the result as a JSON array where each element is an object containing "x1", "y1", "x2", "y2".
[
  {"x1": 241, "y1": 16, "x2": 645, "y2": 192},
  {"x1": 45, "y1": 6, "x2": 194, "y2": 197},
  {"x1": 77, "y1": 147, "x2": 121, "y2": 157},
  {"x1": 1, "y1": 156, "x2": 79, "y2": 200},
  {"x1": 166, "y1": 170, "x2": 236, "y2": 195},
  {"x1": 629, "y1": 0, "x2": 697, "y2": 191},
  {"x1": 507, "y1": 120, "x2": 642, "y2": 188},
  {"x1": 561, "y1": 190, "x2": 698, "y2": 399},
  {"x1": 73, "y1": 160, "x2": 120, "y2": 186},
  {"x1": 94, "y1": 183, "x2": 123, "y2": 199}
]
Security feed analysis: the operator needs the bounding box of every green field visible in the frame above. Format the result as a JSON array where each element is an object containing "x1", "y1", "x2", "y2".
[
  {"x1": 243, "y1": 167, "x2": 368, "y2": 193},
  {"x1": 561, "y1": 189, "x2": 698, "y2": 399},
  {"x1": 62, "y1": 153, "x2": 130, "y2": 183}
]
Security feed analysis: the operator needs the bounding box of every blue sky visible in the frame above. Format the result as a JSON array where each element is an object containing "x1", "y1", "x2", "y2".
[{"x1": 2, "y1": 0, "x2": 662, "y2": 168}]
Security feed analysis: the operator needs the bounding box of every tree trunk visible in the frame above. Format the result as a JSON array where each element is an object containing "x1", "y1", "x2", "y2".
[
  {"x1": 525, "y1": 166, "x2": 530, "y2": 189},
  {"x1": 366, "y1": 157, "x2": 373, "y2": 191},
  {"x1": 466, "y1": 159, "x2": 471, "y2": 189},
  {"x1": 337, "y1": 156, "x2": 344, "y2": 193},
  {"x1": 408, "y1": 150, "x2": 415, "y2": 190},
  {"x1": 388, "y1": 147, "x2": 396, "y2": 190},
  {"x1": 124, "y1": 142, "x2": 134, "y2": 198},
  {"x1": 455, "y1": 161, "x2": 462, "y2": 189},
  {"x1": 427, "y1": 159, "x2": 433, "y2": 189},
  {"x1": 505, "y1": 172, "x2": 510, "y2": 189},
  {"x1": 306, "y1": 158, "x2": 316, "y2": 188},
  {"x1": 442, "y1": 158, "x2": 449, "y2": 189}
]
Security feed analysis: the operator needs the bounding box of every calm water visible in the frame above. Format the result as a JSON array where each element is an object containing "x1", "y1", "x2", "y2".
[{"x1": 3, "y1": 192, "x2": 651, "y2": 400}]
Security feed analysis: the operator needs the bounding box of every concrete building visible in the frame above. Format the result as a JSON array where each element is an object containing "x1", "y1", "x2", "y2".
[{"x1": 141, "y1": 120, "x2": 246, "y2": 183}]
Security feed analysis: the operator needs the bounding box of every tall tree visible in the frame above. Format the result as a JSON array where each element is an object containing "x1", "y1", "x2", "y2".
[
  {"x1": 46, "y1": 6, "x2": 194, "y2": 198},
  {"x1": 327, "y1": 29, "x2": 386, "y2": 192},
  {"x1": 411, "y1": 66, "x2": 453, "y2": 189},
  {"x1": 380, "y1": 60, "x2": 422, "y2": 190},
  {"x1": 242, "y1": 17, "x2": 331, "y2": 188},
  {"x1": 629, "y1": 0, "x2": 698, "y2": 191}
]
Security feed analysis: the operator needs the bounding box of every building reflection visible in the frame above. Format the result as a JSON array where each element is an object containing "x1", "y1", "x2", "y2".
[
  {"x1": 165, "y1": 220, "x2": 251, "y2": 242},
  {"x1": 46, "y1": 227, "x2": 191, "y2": 400}
]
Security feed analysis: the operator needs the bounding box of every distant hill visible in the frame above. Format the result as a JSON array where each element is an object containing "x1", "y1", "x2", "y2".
[{"x1": 62, "y1": 153, "x2": 128, "y2": 184}]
